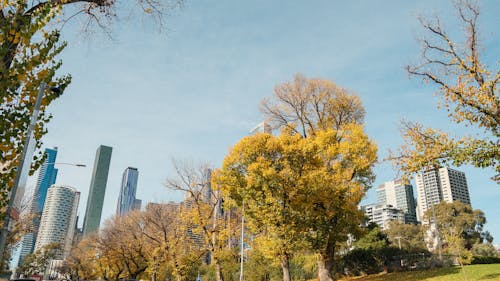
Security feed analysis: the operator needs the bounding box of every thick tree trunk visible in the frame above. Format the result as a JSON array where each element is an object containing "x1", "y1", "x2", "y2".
[
  {"x1": 280, "y1": 254, "x2": 291, "y2": 281},
  {"x1": 317, "y1": 253, "x2": 335, "y2": 281},
  {"x1": 317, "y1": 237, "x2": 336, "y2": 281}
]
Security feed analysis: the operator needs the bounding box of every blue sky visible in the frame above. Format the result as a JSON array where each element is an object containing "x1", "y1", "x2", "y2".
[{"x1": 29, "y1": 0, "x2": 499, "y2": 241}]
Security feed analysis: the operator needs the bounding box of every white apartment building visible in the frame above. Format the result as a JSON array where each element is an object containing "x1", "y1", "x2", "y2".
[
  {"x1": 415, "y1": 167, "x2": 471, "y2": 221},
  {"x1": 361, "y1": 204, "x2": 405, "y2": 230},
  {"x1": 34, "y1": 185, "x2": 80, "y2": 259}
]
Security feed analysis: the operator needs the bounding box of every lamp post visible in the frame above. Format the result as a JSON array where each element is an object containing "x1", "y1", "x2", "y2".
[
  {"x1": 47, "y1": 162, "x2": 86, "y2": 167},
  {"x1": 0, "y1": 82, "x2": 62, "y2": 262},
  {"x1": 239, "y1": 205, "x2": 245, "y2": 281}
]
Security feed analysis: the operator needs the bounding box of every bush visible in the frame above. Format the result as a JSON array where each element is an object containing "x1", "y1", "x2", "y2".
[
  {"x1": 471, "y1": 256, "x2": 500, "y2": 264},
  {"x1": 341, "y1": 247, "x2": 435, "y2": 276}
]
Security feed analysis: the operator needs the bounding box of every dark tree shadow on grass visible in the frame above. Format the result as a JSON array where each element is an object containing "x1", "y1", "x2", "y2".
[
  {"x1": 348, "y1": 267, "x2": 461, "y2": 281},
  {"x1": 480, "y1": 273, "x2": 500, "y2": 280}
]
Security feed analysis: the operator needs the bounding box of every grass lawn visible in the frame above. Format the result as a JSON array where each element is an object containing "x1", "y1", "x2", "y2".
[{"x1": 339, "y1": 264, "x2": 500, "y2": 281}]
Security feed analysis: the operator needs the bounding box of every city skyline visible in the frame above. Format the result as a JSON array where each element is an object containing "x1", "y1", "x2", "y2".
[{"x1": 22, "y1": 0, "x2": 498, "y2": 242}]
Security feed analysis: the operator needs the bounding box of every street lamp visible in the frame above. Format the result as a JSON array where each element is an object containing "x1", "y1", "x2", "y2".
[
  {"x1": 47, "y1": 162, "x2": 86, "y2": 168},
  {"x1": 0, "y1": 82, "x2": 62, "y2": 262}
]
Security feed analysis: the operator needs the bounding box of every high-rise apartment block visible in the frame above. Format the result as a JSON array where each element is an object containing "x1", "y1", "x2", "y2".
[
  {"x1": 377, "y1": 180, "x2": 417, "y2": 224},
  {"x1": 415, "y1": 167, "x2": 471, "y2": 220},
  {"x1": 116, "y1": 167, "x2": 139, "y2": 216},
  {"x1": 83, "y1": 145, "x2": 112, "y2": 236},
  {"x1": 34, "y1": 185, "x2": 80, "y2": 259}
]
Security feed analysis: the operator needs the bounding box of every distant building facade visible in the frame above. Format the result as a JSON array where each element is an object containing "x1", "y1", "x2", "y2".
[
  {"x1": 116, "y1": 167, "x2": 139, "y2": 216},
  {"x1": 133, "y1": 199, "x2": 142, "y2": 211},
  {"x1": 83, "y1": 145, "x2": 112, "y2": 236},
  {"x1": 377, "y1": 179, "x2": 417, "y2": 224},
  {"x1": 34, "y1": 185, "x2": 80, "y2": 259},
  {"x1": 416, "y1": 167, "x2": 471, "y2": 220},
  {"x1": 361, "y1": 204, "x2": 405, "y2": 230},
  {"x1": 249, "y1": 122, "x2": 272, "y2": 135}
]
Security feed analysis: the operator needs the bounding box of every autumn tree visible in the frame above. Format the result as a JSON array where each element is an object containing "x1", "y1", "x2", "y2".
[
  {"x1": 103, "y1": 212, "x2": 150, "y2": 279},
  {"x1": 165, "y1": 160, "x2": 236, "y2": 281},
  {"x1": 139, "y1": 202, "x2": 202, "y2": 281},
  {"x1": 65, "y1": 236, "x2": 101, "y2": 281},
  {"x1": 393, "y1": 0, "x2": 499, "y2": 182},
  {"x1": 214, "y1": 131, "x2": 314, "y2": 281},
  {"x1": 216, "y1": 74, "x2": 377, "y2": 281}
]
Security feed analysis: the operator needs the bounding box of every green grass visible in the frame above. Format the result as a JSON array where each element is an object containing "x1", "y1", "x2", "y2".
[{"x1": 339, "y1": 264, "x2": 500, "y2": 281}]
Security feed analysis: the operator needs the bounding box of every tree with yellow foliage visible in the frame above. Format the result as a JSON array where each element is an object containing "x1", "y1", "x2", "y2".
[
  {"x1": 393, "y1": 1, "x2": 499, "y2": 182},
  {"x1": 165, "y1": 160, "x2": 238, "y2": 281},
  {"x1": 215, "y1": 74, "x2": 377, "y2": 281}
]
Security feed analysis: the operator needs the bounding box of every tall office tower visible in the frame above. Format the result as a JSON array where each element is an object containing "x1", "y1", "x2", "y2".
[
  {"x1": 416, "y1": 167, "x2": 471, "y2": 221},
  {"x1": 377, "y1": 179, "x2": 417, "y2": 224},
  {"x1": 116, "y1": 167, "x2": 139, "y2": 216},
  {"x1": 34, "y1": 185, "x2": 80, "y2": 259},
  {"x1": 83, "y1": 145, "x2": 112, "y2": 236},
  {"x1": 11, "y1": 148, "x2": 59, "y2": 269}
]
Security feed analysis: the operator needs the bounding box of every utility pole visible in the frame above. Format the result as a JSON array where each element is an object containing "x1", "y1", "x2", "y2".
[
  {"x1": 0, "y1": 82, "x2": 47, "y2": 261},
  {"x1": 239, "y1": 205, "x2": 245, "y2": 281}
]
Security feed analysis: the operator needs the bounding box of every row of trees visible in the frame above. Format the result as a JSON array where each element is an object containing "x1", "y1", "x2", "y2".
[{"x1": 29, "y1": 197, "x2": 492, "y2": 281}]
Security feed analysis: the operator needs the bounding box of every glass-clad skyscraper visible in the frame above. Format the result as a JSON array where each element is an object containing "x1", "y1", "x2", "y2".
[
  {"x1": 83, "y1": 145, "x2": 112, "y2": 236},
  {"x1": 116, "y1": 167, "x2": 139, "y2": 216}
]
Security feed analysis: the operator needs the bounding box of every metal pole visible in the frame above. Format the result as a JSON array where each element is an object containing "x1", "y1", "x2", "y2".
[
  {"x1": 0, "y1": 82, "x2": 46, "y2": 262},
  {"x1": 239, "y1": 205, "x2": 244, "y2": 281}
]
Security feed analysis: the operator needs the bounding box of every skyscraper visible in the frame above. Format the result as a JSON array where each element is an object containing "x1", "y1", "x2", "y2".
[
  {"x1": 11, "y1": 148, "x2": 58, "y2": 269},
  {"x1": 83, "y1": 145, "x2": 112, "y2": 236},
  {"x1": 34, "y1": 185, "x2": 80, "y2": 260},
  {"x1": 33, "y1": 148, "x2": 59, "y2": 215},
  {"x1": 416, "y1": 167, "x2": 471, "y2": 221},
  {"x1": 116, "y1": 167, "x2": 139, "y2": 216},
  {"x1": 377, "y1": 179, "x2": 417, "y2": 224}
]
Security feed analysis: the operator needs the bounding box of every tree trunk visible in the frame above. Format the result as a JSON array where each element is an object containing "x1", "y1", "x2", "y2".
[
  {"x1": 317, "y1": 237, "x2": 336, "y2": 281},
  {"x1": 280, "y1": 254, "x2": 291, "y2": 281},
  {"x1": 215, "y1": 259, "x2": 224, "y2": 281}
]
